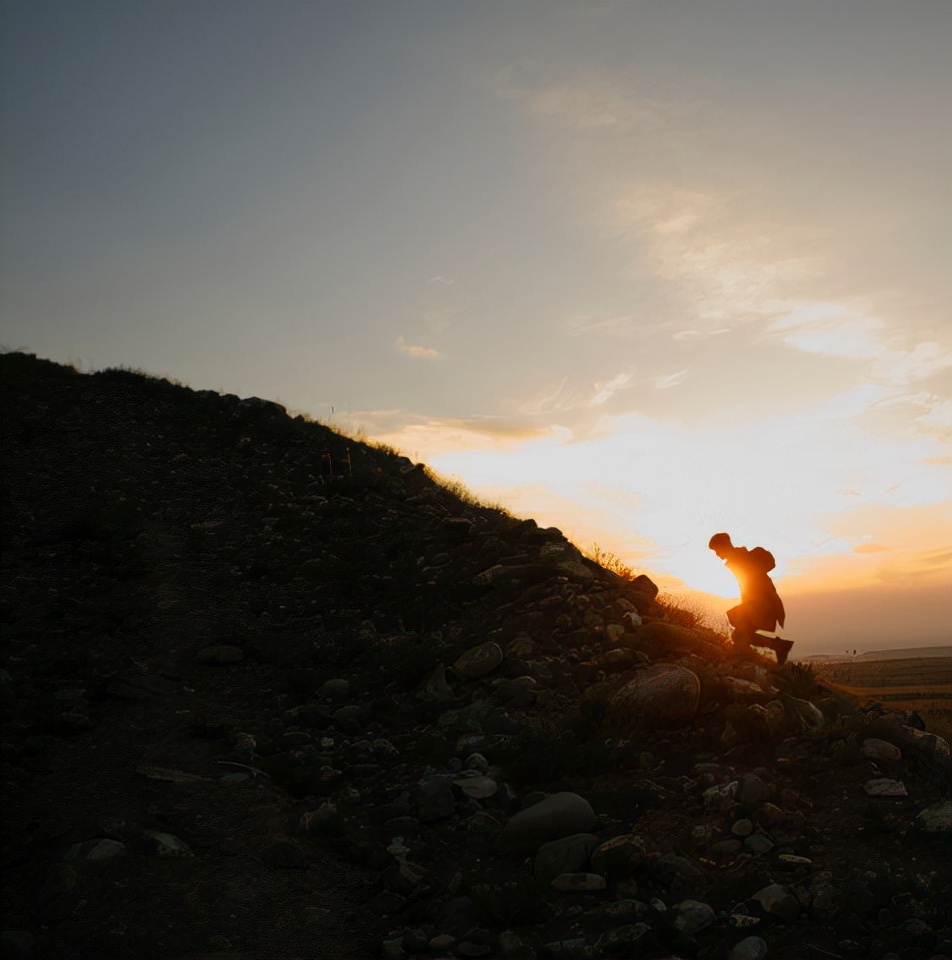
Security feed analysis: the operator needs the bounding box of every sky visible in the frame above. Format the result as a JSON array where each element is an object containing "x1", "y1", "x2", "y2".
[{"x1": 2, "y1": 1, "x2": 950, "y2": 654}]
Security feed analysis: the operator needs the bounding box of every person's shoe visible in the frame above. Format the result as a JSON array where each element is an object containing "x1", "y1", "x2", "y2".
[{"x1": 775, "y1": 639, "x2": 794, "y2": 666}]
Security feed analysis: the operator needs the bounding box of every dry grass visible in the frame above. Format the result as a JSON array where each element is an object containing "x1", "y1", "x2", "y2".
[{"x1": 814, "y1": 657, "x2": 952, "y2": 740}]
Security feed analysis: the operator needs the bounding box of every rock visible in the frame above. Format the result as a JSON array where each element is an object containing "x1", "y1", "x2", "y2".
[
  {"x1": 711, "y1": 839, "x2": 743, "y2": 859},
  {"x1": 500, "y1": 792, "x2": 596, "y2": 850},
  {"x1": 810, "y1": 879, "x2": 841, "y2": 921},
  {"x1": 595, "y1": 923, "x2": 653, "y2": 957},
  {"x1": 418, "y1": 778, "x2": 456, "y2": 822},
  {"x1": 723, "y1": 677, "x2": 768, "y2": 702},
  {"x1": 194, "y1": 644, "x2": 244, "y2": 664},
  {"x1": 551, "y1": 871, "x2": 605, "y2": 892},
  {"x1": 752, "y1": 883, "x2": 800, "y2": 923},
  {"x1": 428, "y1": 934, "x2": 456, "y2": 952},
  {"x1": 590, "y1": 834, "x2": 647, "y2": 880},
  {"x1": 704, "y1": 780, "x2": 739, "y2": 811},
  {"x1": 783, "y1": 695, "x2": 825, "y2": 731},
  {"x1": 630, "y1": 575, "x2": 658, "y2": 599},
  {"x1": 137, "y1": 829, "x2": 192, "y2": 857},
  {"x1": 418, "y1": 663, "x2": 454, "y2": 701},
  {"x1": 914, "y1": 800, "x2": 952, "y2": 833},
  {"x1": 454, "y1": 775, "x2": 498, "y2": 799},
  {"x1": 380, "y1": 936, "x2": 405, "y2": 959},
  {"x1": 674, "y1": 899, "x2": 715, "y2": 935},
  {"x1": 540, "y1": 938, "x2": 590, "y2": 959},
  {"x1": 319, "y1": 677, "x2": 350, "y2": 700},
  {"x1": 738, "y1": 773, "x2": 769, "y2": 807},
  {"x1": 861, "y1": 738, "x2": 902, "y2": 761},
  {"x1": 743, "y1": 832, "x2": 774, "y2": 855},
  {"x1": 498, "y1": 929, "x2": 534, "y2": 959},
  {"x1": 451, "y1": 642, "x2": 504, "y2": 680},
  {"x1": 727, "y1": 936, "x2": 769, "y2": 960},
  {"x1": 65, "y1": 838, "x2": 127, "y2": 861},
  {"x1": 731, "y1": 818, "x2": 755, "y2": 837},
  {"x1": 605, "y1": 664, "x2": 701, "y2": 728},
  {"x1": 533, "y1": 833, "x2": 598, "y2": 883},
  {"x1": 864, "y1": 778, "x2": 907, "y2": 797}
]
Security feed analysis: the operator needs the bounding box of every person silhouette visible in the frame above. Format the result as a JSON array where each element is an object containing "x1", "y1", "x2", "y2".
[{"x1": 709, "y1": 532, "x2": 793, "y2": 665}]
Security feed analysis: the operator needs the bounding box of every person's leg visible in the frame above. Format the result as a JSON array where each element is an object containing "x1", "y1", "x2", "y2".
[{"x1": 726, "y1": 605, "x2": 754, "y2": 653}]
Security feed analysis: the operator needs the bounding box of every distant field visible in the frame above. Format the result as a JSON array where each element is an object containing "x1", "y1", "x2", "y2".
[{"x1": 813, "y1": 657, "x2": 952, "y2": 741}]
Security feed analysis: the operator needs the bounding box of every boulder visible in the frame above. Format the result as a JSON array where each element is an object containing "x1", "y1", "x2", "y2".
[
  {"x1": 500, "y1": 792, "x2": 595, "y2": 851},
  {"x1": 605, "y1": 664, "x2": 701, "y2": 728},
  {"x1": 451, "y1": 642, "x2": 504, "y2": 680},
  {"x1": 533, "y1": 833, "x2": 598, "y2": 883}
]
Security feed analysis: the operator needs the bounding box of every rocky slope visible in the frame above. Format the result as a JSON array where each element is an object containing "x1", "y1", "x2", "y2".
[{"x1": 1, "y1": 352, "x2": 950, "y2": 960}]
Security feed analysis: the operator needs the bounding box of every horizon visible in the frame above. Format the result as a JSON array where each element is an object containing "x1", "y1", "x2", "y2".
[{"x1": 1, "y1": 2, "x2": 950, "y2": 653}]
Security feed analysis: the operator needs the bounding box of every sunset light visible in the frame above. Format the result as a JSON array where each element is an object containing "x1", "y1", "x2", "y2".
[{"x1": 2, "y1": 1, "x2": 950, "y2": 654}]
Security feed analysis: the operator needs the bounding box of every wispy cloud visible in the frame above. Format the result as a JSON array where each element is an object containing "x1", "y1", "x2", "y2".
[
  {"x1": 590, "y1": 371, "x2": 633, "y2": 406},
  {"x1": 426, "y1": 276, "x2": 455, "y2": 286},
  {"x1": 655, "y1": 370, "x2": 687, "y2": 390},
  {"x1": 396, "y1": 337, "x2": 440, "y2": 360}
]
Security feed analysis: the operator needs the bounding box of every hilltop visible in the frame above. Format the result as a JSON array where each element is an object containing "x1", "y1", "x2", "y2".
[{"x1": 2, "y1": 352, "x2": 950, "y2": 960}]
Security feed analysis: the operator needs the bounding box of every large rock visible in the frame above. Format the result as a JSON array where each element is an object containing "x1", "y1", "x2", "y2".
[
  {"x1": 533, "y1": 833, "x2": 598, "y2": 883},
  {"x1": 500, "y1": 792, "x2": 596, "y2": 851},
  {"x1": 451, "y1": 642, "x2": 504, "y2": 680},
  {"x1": 605, "y1": 664, "x2": 700, "y2": 728}
]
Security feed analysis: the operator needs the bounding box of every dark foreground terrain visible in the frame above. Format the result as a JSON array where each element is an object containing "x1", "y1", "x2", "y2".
[{"x1": 2, "y1": 352, "x2": 950, "y2": 960}]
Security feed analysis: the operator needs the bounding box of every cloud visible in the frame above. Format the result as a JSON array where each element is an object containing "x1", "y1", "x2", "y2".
[
  {"x1": 396, "y1": 337, "x2": 440, "y2": 360},
  {"x1": 590, "y1": 371, "x2": 633, "y2": 406},
  {"x1": 426, "y1": 276, "x2": 455, "y2": 285},
  {"x1": 655, "y1": 370, "x2": 687, "y2": 390}
]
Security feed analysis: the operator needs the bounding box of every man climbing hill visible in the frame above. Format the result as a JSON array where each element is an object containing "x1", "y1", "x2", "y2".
[{"x1": 709, "y1": 532, "x2": 794, "y2": 665}]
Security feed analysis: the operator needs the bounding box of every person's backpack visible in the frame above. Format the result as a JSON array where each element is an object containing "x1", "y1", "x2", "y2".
[{"x1": 748, "y1": 546, "x2": 776, "y2": 573}]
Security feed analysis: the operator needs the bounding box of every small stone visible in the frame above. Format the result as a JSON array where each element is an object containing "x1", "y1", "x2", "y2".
[
  {"x1": 914, "y1": 799, "x2": 952, "y2": 833},
  {"x1": 138, "y1": 830, "x2": 192, "y2": 858},
  {"x1": 711, "y1": 839, "x2": 743, "y2": 859},
  {"x1": 380, "y1": 936, "x2": 405, "y2": 960},
  {"x1": 861, "y1": 738, "x2": 902, "y2": 761},
  {"x1": 590, "y1": 834, "x2": 647, "y2": 880},
  {"x1": 674, "y1": 899, "x2": 715, "y2": 935},
  {"x1": 727, "y1": 936, "x2": 768, "y2": 960},
  {"x1": 418, "y1": 778, "x2": 456, "y2": 822},
  {"x1": 738, "y1": 773, "x2": 769, "y2": 806},
  {"x1": 744, "y1": 832, "x2": 775, "y2": 855},
  {"x1": 752, "y1": 883, "x2": 800, "y2": 923},
  {"x1": 207, "y1": 934, "x2": 232, "y2": 951},
  {"x1": 551, "y1": 872, "x2": 606, "y2": 891},
  {"x1": 731, "y1": 818, "x2": 755, "y2": 837},
  {"x1": 864, "y1": 778, "x2": 907, "y2": 796},
  {"x1": 319, "y1": 678, "x2": 350, "y2": 700},
  {"x1": 498, "y1": 929, "x2": 533, "y2": 959},
  {"x1": 65, "y1": 838, "x2": 127, "y2": 861},
  {"x1": 704, "y1": 780, "x2": 739, "y2": 810},
  {"x1": 457, "y1": 942, "x2": 492, "y2": 958},
  {"x1": 595, "y1": 923, "x2": 652, "y2": 957},
  {"x1": 418, "y1": 663, "x2": 454, "y2": 701},
  {"x1": 451, "y1": 642, "x2": 504, "y2": 680},
  {"x1": 454, "y1": 775, "x2": 498, "y2": 799},
  {"x1": 428, "y1": 934, "x2": 456, "y2": 952},
  {"x1": 194, "y1": 644, "x2": 244, "y2": 664},
  {"x1": 533, "y1": 833, "x2": 598, "y2": 883}
]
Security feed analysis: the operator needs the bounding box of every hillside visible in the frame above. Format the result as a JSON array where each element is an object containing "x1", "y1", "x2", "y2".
[{"x1": 1, "y1": 352, "x2": 950, "y2": 960}]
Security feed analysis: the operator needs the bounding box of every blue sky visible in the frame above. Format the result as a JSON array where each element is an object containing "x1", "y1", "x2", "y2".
[{"x1": 2, "y1": 2, "x2": 950, "y2": 651}]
